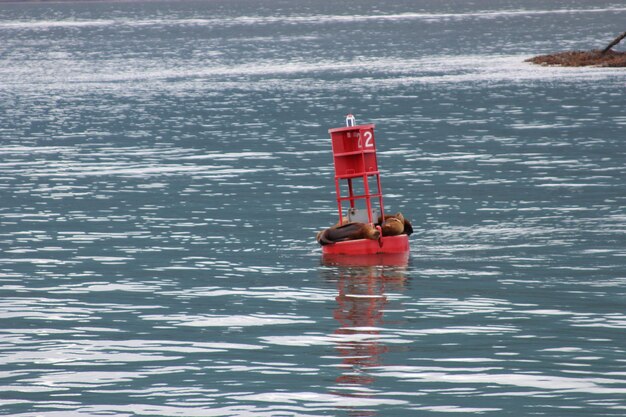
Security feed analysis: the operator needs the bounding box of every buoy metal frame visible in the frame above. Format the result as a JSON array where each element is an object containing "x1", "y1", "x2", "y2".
[{"x1": 324, "y1": 118, "x2": 410, "y2": 256}]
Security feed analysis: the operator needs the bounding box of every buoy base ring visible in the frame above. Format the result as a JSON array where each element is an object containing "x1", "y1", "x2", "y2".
[{"x1": 321, "y1": 234, "x2": 409, "y2": 256}]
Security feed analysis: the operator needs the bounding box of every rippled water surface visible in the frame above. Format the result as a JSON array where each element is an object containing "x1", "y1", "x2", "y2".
[{"x1": 1, "y1": 0, "x2": 626, "y2": 415}]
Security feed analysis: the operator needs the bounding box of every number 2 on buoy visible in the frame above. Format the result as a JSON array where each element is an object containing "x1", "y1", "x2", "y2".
[{"x1": 363, "y1": 131, "x2": 373, "y2": 148}]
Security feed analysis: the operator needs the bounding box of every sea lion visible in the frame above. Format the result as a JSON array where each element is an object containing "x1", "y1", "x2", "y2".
[
  {"x1": 377, "y1": 212, "x2": 413, "y2": 236},
  {"x1": 380, "y1": 217, "x2": 404, "y2": 236},
  {"x1": 316, "y1": 222, "x2": 380, "y2": 246}
]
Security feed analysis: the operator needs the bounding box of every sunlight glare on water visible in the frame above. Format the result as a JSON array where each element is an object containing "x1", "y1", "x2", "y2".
[{"x1": 1, "y1": 0, "x2": 625, "y2": 415}]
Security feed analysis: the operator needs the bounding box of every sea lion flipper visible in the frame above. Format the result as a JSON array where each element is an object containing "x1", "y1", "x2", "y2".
[{"x1": 317, "y1": 229, "x2": 335, "y2": 246}]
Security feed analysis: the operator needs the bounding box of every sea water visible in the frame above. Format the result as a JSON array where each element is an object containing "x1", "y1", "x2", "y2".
[{"x1": 1, "y1": 0, "x2": 625, "y2": 415}]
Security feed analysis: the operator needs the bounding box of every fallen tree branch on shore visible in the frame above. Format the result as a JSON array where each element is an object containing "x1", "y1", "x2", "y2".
[{"x1": 601, "y1": 31, "x2": 626, "y2": 54}]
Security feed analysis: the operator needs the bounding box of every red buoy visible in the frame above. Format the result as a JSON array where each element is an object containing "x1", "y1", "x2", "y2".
[{"x1": 319, "y1": 116, "x2": 411, "y2": 256}]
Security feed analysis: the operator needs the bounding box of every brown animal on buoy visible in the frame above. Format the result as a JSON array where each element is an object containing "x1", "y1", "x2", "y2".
[
  {"x1": 316, "y1": 222, "x2": 380, "y2": 246},
  {"x1": 380, "y1": 217, "x2": 404, "y2": 236},
  {"x1": 377, "y1": 212, "x2": 413, "y2": 236}
]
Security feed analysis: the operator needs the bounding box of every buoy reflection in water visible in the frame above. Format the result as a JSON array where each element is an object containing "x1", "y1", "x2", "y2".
[{"x1": 322, "y1": 255, "x2": 409, "y2": 413}]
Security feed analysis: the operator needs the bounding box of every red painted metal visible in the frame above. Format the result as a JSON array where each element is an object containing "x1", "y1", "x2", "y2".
[
  {"x1": 322, "y1": 120, "x2": 410, "y2": 256},
  {"x1": 321, "y1": 250, "x2": 409, "y2": 267},
  {"x1": 322, "y1": 234, "x2": 409, "y2": 256},
  {"x1": 328, "y1": 123, "x2": 384, "y2": 225}
]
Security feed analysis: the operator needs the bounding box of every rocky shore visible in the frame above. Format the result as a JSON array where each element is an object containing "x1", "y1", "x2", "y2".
[
  {"x1": 526, "y1": 50, "x2": 626, "y2": 67},
  {"x1": 527, "y1": 31, "x2": 626, "y2": 67}
]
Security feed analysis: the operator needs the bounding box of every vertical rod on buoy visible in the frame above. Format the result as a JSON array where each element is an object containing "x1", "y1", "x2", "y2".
[{"x1": 347, "y1": 178, "x2": 355, "y2": 209}]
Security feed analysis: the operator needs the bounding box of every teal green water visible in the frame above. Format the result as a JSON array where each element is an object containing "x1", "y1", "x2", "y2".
[{"x1": 1, "y1": 0, "x2": 625, "y2": 415}]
